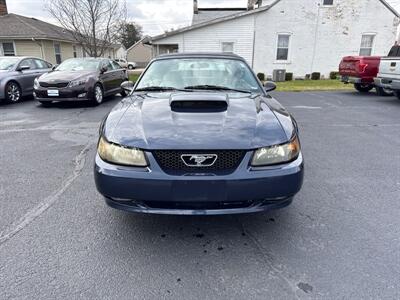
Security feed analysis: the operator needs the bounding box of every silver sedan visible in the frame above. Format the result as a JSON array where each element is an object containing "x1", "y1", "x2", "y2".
[{"x1": 0, "y1": 56, "x2": 52, "y2": 103}]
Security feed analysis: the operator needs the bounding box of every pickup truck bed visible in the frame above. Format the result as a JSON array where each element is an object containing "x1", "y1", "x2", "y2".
[{"x1": 339, "y1": 56, "x2": 391, "y2": 95}]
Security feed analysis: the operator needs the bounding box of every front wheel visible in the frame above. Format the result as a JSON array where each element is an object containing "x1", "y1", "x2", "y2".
[
  {"x1": 128, "y1": 64, "x2": 135, "y2": 70},
  {"x1": 376, "y1": 87, "x2": 393, "y2": 97},
  {"x1": 92, "y1": 83, "x2": 104, "y2": 106},
  {"x1": 5, "y1": 82, "x2": 22, "y2": 103},
  {"x1": 354, "y1": 83, "x2": 374, "y2": 93}
]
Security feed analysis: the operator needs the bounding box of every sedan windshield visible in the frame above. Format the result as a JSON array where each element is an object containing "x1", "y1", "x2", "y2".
[
  {"x1": 0, "y1": 57, "x2": 19, "y2": 70},
  {"x1": 136, "y1": 58, "x2": 261, "y2": 93},
  {"x1": 56, "y1": 59, "x2": 100, "y2": 71}
]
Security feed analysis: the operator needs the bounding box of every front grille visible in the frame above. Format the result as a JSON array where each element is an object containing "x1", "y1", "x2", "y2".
[
  {"x1": 153, "y1": 150, "x2": 246, "y2": 174},
  {"x1": 39, "y1": 82, "x2": 69, "y2": 88}
]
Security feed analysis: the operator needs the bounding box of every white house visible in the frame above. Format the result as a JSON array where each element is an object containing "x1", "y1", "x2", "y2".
[
  {"x1": 149, "y1": 0, "x2": 400, "y2": 78},
  {"x1": 115, "y1": 45, "x2": 127, "y2": 60}
]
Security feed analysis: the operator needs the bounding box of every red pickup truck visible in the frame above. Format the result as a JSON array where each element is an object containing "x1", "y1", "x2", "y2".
[{"x1": 339, "y1": 56, "x2": 392, "y2": 96}]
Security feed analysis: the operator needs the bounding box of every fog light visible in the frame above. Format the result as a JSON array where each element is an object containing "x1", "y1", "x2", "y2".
[{"x1": 78, "y1": 93, "x2": 87, "y2": 98}]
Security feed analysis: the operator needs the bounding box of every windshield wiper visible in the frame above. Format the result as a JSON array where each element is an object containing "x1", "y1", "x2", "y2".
[
  {"x1": 135, "y1": 86, "x2": 188, "y2": 92},
  {"x1": 184, "y1": 85, "x2": 252, "y2": 94}
]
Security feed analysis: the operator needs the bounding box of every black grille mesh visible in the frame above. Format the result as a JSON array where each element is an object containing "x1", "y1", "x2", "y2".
[
  {"x1": 153, "y1": 150, "x2": 245, "y2": 174},
  {"x1": 39, "y1": 82, "x2": 69, "y2": 88}
]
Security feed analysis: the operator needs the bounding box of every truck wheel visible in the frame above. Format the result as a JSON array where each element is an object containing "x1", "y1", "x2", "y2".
[
  {"x1": 354, "y1": 83, "x2": 373, "y2": 93},
  {"x1": 376, "y1": 87, "x2": 393, "y2": 97}
]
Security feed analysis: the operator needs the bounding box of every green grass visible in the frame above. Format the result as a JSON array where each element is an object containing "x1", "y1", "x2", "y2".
[
  {"x1": 129, "y1": 73, "x2": 141, "y2": 83},
  {"x1": 275, "y1": 79, "x2": 353, "y2": 92},
  {"x1": 128, "y1": 74, "x2": 352, "y2": 92}
]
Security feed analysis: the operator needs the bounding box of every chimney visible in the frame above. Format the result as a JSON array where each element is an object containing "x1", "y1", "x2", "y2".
[
  {"x1": 247, "y1": 0, "x2": 256, "y2": 10},
  {"x1": 0, "y1": 0, "x2": 7, "y2": 15},
  {"x1": 247, "y1": 0, "x2": 262, "y2": 10},
  {"x1": 193, "y1": 0, "x2": 198, "y2": 14}
]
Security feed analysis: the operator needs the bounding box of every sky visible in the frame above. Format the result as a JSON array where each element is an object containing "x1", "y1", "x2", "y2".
[{"x1": 6, "y1": 0, "x2": 400, "y2": 36}]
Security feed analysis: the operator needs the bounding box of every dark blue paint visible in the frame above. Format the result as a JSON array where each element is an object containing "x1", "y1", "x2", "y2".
[{"x1": 95, "y1": 53, "x2": 304, "y2": 215}]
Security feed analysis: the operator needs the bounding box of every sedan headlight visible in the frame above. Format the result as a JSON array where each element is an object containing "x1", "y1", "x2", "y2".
[
  {"x1": 251, "y1": 136, "x2": 300, "y2": 166},
  {"x1": 69, "y1": 78, "x2": 88, "y2": 87},
  {"x1": 34, "y1": 78, "x2": 39, "y2": 89},
  {"x1": 97, "y1": 137, "x2": 147, "y2": 167}
]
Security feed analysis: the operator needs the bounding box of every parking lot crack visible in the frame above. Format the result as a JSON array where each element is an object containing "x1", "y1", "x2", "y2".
[{"x1": 0, "y1": 142, "x2": 93, "y2": 247}]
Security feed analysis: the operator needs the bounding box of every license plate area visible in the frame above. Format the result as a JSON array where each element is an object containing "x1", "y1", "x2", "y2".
[
  {"x1": 47, "y1": 90, "x2": 59, "y2": 97},
  {"x1": 172, "y1": 180, "x2": 226, "y2": 202}
]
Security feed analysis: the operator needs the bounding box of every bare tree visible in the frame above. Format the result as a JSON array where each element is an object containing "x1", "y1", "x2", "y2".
[{"x1": 46, "y1": 0, "x2": 126, "y2": 57}]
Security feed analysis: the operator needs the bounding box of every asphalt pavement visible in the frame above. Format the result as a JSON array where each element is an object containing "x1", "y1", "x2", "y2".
[{"x1": 0, "y1": 91, "x2": 399, "y2": 299}]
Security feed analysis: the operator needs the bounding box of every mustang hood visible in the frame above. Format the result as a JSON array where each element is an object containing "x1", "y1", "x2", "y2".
[
  {"x1": 39, "y1": 70, "x2": 95, "y2": 82},
  {"x1": 104, "y1": 92, "x2": 293, "y2": 150}
]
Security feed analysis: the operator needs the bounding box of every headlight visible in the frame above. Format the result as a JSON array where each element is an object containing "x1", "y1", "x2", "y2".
[
  {"x1": 69, "y1": 78, "x2": 88, "y2": 87},
  {"x1": 251, "y1": 136, "x2": 300, "y2": 166},
  {"x1": 97, "y1": 137, "x2": 147, "y2": 167},
  {"x1": 34, "y1": 78, "x2": 39, "y2": 89}
]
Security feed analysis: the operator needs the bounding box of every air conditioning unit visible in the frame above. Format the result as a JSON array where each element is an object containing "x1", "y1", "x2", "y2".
[{"x1": 273, "y1": 69, "x2": 286, "y2": 82}]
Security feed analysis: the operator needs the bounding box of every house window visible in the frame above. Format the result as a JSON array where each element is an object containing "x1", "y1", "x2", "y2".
[
  {"x1": 323, "y1": 0, "x2": 334, "y2": 5},
  {"x1": 54, "y1": 43, "x2": 62, "y2": 64},
  {"x1": 73, "y1": 45, "x2": 77, "y2": 58},
  {"x1": 2, "y1": 42, "x2": 15, "y2": 56},
  {"x1": 222, "y1": 42, "x2": 234, "y2": 53},
  {"x1": 359, "y1": 34, "x2": 375, "y2": 56},
  {"x1": 276, "y1": 34, "x2": 290, "y2": 61}
]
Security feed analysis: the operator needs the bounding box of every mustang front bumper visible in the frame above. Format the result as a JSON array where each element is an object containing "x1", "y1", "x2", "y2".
[{"x1": 94, "y1": 151, "x2": 304, "y2": 215}]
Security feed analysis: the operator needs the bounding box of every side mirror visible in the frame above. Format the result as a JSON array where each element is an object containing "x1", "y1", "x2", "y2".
[
  {"x1": 17, "y1": 65, "x2": 30, "y2": 72},
  {"x1": 51, "y1": 65, "x2": 58, "y2": 71},
  {"x1": 100, "y1": 66, "x2": 108, "y2": 74},
  {"x1": 264, "y1": 81, "x2": 277, "y2": 92},
  {"x1": 121, "y1": 81, "x2": 135, "y2": 94}
]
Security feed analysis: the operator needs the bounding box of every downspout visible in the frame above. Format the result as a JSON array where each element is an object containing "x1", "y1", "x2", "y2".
[
  {"x1": 310, "y1": 4, "x2": 321, "y2": 74},
  {"x1": 32, "y1": 38, "x2": 44, "y2": 59},
  {"x1": 251, "y1": 14, "x2": 256, "y2": 68}
]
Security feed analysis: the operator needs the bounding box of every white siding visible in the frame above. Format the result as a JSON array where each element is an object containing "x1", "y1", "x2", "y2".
[
  {"x1": 154, "y1": 15, "x2": 255, "y2": 64},
  {"x1": 152, "y1": 0, "x2": 399, "y2": 78},
  {"x1": 253, "y1": 0, "x2": 399, "y2": 77}
]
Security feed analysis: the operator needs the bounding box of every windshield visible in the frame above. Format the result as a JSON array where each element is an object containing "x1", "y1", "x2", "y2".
[
  {"x1": 136, "y1": 58, "x2": 261, "y2": 93},
  {"x1": 56, "y1": 58, "x2": 100, "y2": 71},
  {"x1": 0, "y1": 57, "x2": 19, "y2": 71}
]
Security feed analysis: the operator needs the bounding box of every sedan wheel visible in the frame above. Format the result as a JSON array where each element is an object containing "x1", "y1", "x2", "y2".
[
  {"x1": 5, "y1": 82, "x2": 21, "y2": 103},
  {"x1": 128, "y1": 65, "x2": 134, "y2": 70},
  {"x1": 92, "y1": 84, "x2": 104, "y2": 105}
]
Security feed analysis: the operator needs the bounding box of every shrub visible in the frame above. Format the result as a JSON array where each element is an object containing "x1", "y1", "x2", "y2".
[
  {"x1": 330, "y1": 71, "x2": 339, "y2": 80},
  {"x1": 311, "y1": 72, "x2": 321, "y2": 80},
  {"x1": 257, "y1": 72, "x2": 265, "y2": 81},
  {"x1": 285, "y1": 72, "x2": 293, "y2": 81}
]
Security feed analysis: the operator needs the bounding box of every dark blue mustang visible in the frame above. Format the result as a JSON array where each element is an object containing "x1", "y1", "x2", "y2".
[{"x1": 94, "y1": 53, "x2": 304, "y2": 215}]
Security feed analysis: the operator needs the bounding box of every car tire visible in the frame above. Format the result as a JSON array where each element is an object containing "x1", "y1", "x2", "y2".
[
  {"x1": 39, "y1": 101, "x2": 52, "y2": 107},
  {"x1": 5, "y1": 81, "x2": 22, "y2": 103},
  {"x1": 92, "y1": 83, "x2": 104, "y2": 106},
  {"x1": 354, "y1": 83, "x2": 374, "y2": 93},
  {"x1": 128, "y1": 64, "x2": 135, "y2": 70},
  {"x1": 376, "y1": 87, "x2": 393, "y2": 97}
]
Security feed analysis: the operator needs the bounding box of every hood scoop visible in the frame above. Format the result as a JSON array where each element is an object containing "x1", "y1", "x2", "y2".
[{"x1": 170, "y1": 93, "x2": 229, "y2": 113}]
